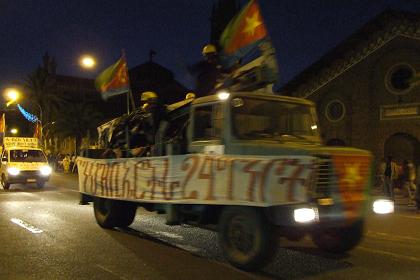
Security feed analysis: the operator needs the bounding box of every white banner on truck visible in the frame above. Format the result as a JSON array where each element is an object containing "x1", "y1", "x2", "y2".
[{"x1": 77, "y1": 154, "x2": 316, "y2": 206}]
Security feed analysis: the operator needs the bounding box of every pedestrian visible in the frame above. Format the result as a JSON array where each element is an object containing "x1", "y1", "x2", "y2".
[
  {"x1": 62, "y1": 154, "x2": 70, "y2": 174},
  {"x1": 415, "y1": 165, "x2": 420, "y2": 212},
  {"x1": 189, "y1": 44, "x2": 223, "y2": 97},
  {"x1": 384, "y1": 156, "x2": 398, "y2": 200},
  {"x1": 71, "y1": 154, "x2": 78, "y2": 173},
  {"x1": 377, "y1": 158, "x2": 386, "y2": 192},
  {"x1": 402, "y1": 160, "x2": 416, "y2": 206}
]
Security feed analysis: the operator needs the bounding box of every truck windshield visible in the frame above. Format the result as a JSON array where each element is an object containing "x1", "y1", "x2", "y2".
[
  {"x1": 231, "y1": 97, "x2": 320, "y2": 142},
  {"x1": 10, "y1": 150, "x2": 47, "y2": 162}
]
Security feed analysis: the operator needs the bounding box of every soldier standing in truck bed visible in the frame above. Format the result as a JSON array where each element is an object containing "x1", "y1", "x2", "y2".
[
  {"x1": 189, "y1": 44, "x2": 223, "y2": 97},
  {"x1": 128, "y1": 91, "x2": 167, "y2": 157}
]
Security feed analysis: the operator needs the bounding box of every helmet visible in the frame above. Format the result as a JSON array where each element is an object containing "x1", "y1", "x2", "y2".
[
  {"x1": 141, "y1": 91, "x2": 158, "y2": 102},
  {"x1": 142, "y1": 103, "x2": 150, "y2": 110},
  {"x1": 202, "y1": 44, "x2": 216, "y2": 55},
  {"x1": 185, "y1": 92, "x2": 196, "y2": 99}
]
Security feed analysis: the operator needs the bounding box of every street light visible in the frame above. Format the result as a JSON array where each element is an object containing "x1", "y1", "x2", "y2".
[
  {"x1": 4, "y1": 88, "x2": 21, "y2": 107},
  {"x1": 79, "y1": 55, "x2": 96, "y2": 69}
]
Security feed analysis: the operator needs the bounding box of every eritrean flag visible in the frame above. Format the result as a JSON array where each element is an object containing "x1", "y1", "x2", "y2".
[
  {"x1": 220, "y1": 0, "x2": 268, "y2": 61},
  {"x1": 0, "y1": 113, "x2": 5, "y2": 144},
  {"x1": 33, "y1": 122, "x2": 41, "y2": 139},
  {"x1": 95, "y1": 56, "x2": 129, "y2": 100}
]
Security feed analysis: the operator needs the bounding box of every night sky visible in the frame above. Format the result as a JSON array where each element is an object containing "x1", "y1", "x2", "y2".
[{"x1": 2, "y1": 0, "x2": 420, "y2": 92}]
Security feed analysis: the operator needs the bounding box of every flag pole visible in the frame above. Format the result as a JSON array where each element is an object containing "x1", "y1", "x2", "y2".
[
  {"x1": 122, "y1": 49, "x2": 136, "y2": 114},
  {"x1": 122, "y1": 49, "x2": 131, "y2": 115}
]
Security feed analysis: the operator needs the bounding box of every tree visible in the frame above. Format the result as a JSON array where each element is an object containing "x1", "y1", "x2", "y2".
[
  {"x1": 52, "y1": 101, "x2": 104, "y2": 155},
  {"x1": 23, "y1": 67, "x2": 63, "y2": 123}
]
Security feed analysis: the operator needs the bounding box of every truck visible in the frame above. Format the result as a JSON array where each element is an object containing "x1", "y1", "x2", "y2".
[
  {"x1": 77, "y1": 90, "x2": 393, "y2": 271},
  {"x1": 1, "y1": 137, "x2": 52, "y2": 190}
]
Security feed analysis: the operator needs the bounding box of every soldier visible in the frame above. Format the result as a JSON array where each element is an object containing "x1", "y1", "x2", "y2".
[
  {"x1": 189, "y1": 44, "x2": 223, "y2": 97},
  {"x1": 140, "y1": 91, "x2": 166, "y2": 134},
  {"x1": 140, "y1": 91, "x2": 158, "y2": 112},
  {"x1": 128, "y1": 91, "x2": 167, "y2": 157}
]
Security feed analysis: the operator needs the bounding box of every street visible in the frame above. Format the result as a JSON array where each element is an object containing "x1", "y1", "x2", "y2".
[{"x1": 0, "y1": 173, "x2": 419, "y2": 280}]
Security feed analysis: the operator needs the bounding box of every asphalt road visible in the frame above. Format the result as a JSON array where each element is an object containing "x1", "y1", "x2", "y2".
[{"x1": 0, "y1": 173, "x2": 419, "y2": 280}]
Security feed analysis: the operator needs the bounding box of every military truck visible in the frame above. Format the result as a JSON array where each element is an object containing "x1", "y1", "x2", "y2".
[{"x1": 78, "y1": 90, "x2": 392, "y2": 271}]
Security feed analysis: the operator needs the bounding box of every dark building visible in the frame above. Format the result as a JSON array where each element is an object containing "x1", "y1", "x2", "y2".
[
  {"x1": 281, "y1": 10, "x2": 420, "y2": 165},
  {"x1": 129, "y1": 54, "x2": 188, "y2": 105},
  {"x1": 36, "y1": 53, "x2": 189, "y2": 154}
]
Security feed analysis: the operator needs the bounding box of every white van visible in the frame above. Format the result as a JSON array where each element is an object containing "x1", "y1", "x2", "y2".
[{"x1": 0, "y1": 138, "x2": 52, "y2": 190}]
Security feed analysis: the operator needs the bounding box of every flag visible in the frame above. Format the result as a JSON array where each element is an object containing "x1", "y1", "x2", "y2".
[
  {"x1": 95, "y1": 56, "x2": 129, "y2": 100},
  {"x1": 220, "y1": 0, "x2": 268, "y2": 56},
  {"x1": 218, "y1": 0, "x2": 278, "y2": 90},
  {"x1": 0, "y1": 113, "x2": 5, "y2": 135},
  {"x1": 33, "y1": 122, "x2": 41, "y2": 139},
  {"x1": 0, "y1": 113, "x2": 5, "y2": 145}
]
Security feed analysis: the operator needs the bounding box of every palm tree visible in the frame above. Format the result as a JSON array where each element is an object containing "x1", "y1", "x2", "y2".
[
  {"x1": 23, "y1": 67, "x2": 63, "y2": 123},
  {"x1": 52, "y1": 101, "x2": 104, "y2": 155}
]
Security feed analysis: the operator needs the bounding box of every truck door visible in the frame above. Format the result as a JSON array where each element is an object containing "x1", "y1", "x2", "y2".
[{"x1": 189, "y1": 102, "x2": 224, "y2": 154}]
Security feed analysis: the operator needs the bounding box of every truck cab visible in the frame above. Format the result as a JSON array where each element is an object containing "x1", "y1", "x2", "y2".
[
  {"x1": 187, "y1": 91, "x2": 321, "y2": 155},
  {"x1": 0, "y1": 137, "x2": 52, "y2": 190}
]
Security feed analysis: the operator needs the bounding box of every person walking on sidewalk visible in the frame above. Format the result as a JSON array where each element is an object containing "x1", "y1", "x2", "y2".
[
  {"x1": 384, "y1": 156, "x2": 398, "y2": 200},
  {"x1": 62, "y1": 154, "x2": 71, "y2": 174},
  {"x1": 416, "y1": 165, "x2": 420, "y2": 212},
  {"x1": 402, "y1": 160, "x2": 416, "y2": 206}
]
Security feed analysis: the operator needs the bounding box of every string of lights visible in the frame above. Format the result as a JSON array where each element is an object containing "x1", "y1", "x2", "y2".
[{"x1": 17, "y1": 104, "x2": 39, "y2": 123}]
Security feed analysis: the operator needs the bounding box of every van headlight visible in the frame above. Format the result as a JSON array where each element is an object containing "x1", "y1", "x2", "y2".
[
  {"x1": 40, "y1": 166, "x2": 52, "y2": 176},
  {"x1": 373, "y1": 199, "x2": 394, "y2": 214},
  {"x1": 7, "y1": 167, "x2": 20, "y2": 176},
  {"x1": 294, "y1": 207, "x2": 318, "y2": 223}
]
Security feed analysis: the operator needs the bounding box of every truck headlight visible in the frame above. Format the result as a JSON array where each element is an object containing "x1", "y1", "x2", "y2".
[
  {"x1": 217, "y1": 91, "x2": 230, "y2": 100},
  {"x1": 294, "y1": 207, "x2": 317, "y2": 223},
  {"x1": 40, "y1": 166, "x2": 52, "y2": 176},
  {"x1": 373, "y1": 199, "x2": 394, "y2": 214},
  {"x1": 7, "y1": 167, "x2": 20, "y2": 176}
]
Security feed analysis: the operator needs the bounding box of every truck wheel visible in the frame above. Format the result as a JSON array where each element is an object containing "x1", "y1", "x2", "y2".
[
  {"x1": 1, "y1": 174, "x2": 10, "y2": 190},
  {"x1": 311, "y1": 219, "x2": 364, "y2": 253},
  {"x1": 93, "y1": 197, "x2": 137, "y2": 229},
  {"x1": 218, "y1": 206, "x2": 276, "y2": 271}
]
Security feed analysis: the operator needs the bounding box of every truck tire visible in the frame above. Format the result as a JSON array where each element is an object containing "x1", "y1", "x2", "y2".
[
  {"x1": 218, "y1": 206, "x2": 276, "y2": 271},
  {"x1": 311, "y1": 219, "x2": 364, "y2": 253},
  {"x1": 93, "y1": 197, "x2": 137, "y2": 229},
  {"x1": 1, "y1": 174, "x2": 10, "y2": 190}
]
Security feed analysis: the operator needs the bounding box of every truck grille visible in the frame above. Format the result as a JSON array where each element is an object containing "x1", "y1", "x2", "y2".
[{"x1": 312, "y1": 155, "x2": 334, "y2": 197}]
